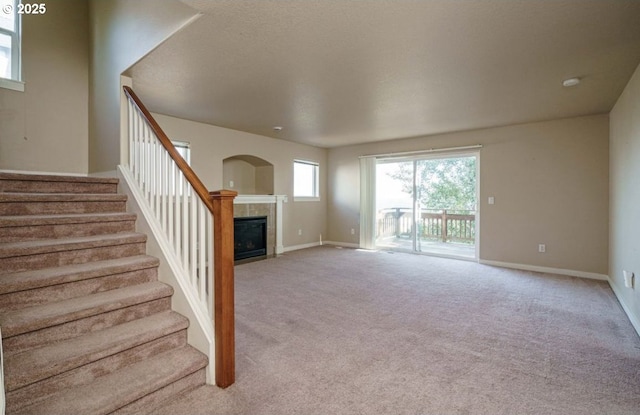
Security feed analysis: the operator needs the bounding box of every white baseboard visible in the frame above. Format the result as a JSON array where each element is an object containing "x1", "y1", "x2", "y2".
[
  {"x1": 283, "y1": 242, "x2": 322, "y2": 252},
  {"x1": 323, "y1": 241, "x2": 360, "y2": 249},
  {"x1": 284, "y1": 241, "x2": 360, "y2": 252},
  {"x1": 0, "y1": 169, "x2": 88, "y2": 177},
  {"x1": 607, "y1": 278, "x2": 640, "y2": 337},
  {"x1": 479, "y1": 259, "x2": 608, "y2": 281},
  {"x1": 89, "y1": 170, "x2": 118, "y2": 178}
]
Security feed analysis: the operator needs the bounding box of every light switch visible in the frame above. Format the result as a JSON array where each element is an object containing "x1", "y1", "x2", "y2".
[{"x1": 488, "y1": 196, "x2": 495, "y2": 205}]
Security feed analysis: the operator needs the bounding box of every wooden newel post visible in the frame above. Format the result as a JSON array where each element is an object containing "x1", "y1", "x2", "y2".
[{"x1": 210, "y1": 189, "x2": 237, "y2": 388}]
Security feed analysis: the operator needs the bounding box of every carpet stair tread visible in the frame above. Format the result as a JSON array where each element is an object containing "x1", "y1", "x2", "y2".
[
  {"x1": 0, "y1": 212, "x2": 138, "y2": 243},
  {"x1": 0, "y1": 281, "x2": 173, "y2": 338},
  {"x1": 0, "y1": 191, "x2": 128, "y2": 215},
  {"x1": 13, "y1": 346, "x2": 208, "y2": 415},
  {"x1": 1, "y1": 172, "x2": 213, "y2": 413},
  {"x1": 0, "y1": 212, "x2": 137, "y2": 227},
  {"x1": 0, "y1": 172, "x2": 119, "y2": 185},
  {"x1": 0, "y1": 232, "x2": 147, "y2": 259},
  {"x1": 0, "y1": 192, "x2": 127, "y2": 203},
  {"x1": 0, "y1": 255, "x2": 159, "y2": 295},
  {"x1": 4, "y1": 311, "x2": 188, "y2": 391},
  {"x1": 0, "y1": 173, "x2": 119, "y2": 194}
]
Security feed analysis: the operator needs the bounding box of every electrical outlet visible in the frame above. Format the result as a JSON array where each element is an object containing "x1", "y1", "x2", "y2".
[
  {"x1": 538, "y1": 244, "x2": 546, "y2": 253},
  {"x1": 623, "y1": 270, "x2": 634, "y2": 288},
  {"x1": 229, "y1": 180, "x2": 234, "y2": 188},
  {"x1": 350, "y1": 228, "x2": 355, "y2": 235},
  {"x1": 298, "y1": 229, "x2": 302, "y2": 236}
]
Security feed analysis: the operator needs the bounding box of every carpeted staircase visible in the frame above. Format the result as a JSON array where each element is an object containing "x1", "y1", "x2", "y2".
[{"x1": 0, "y1": 172, "x2": 208, "y2": 415}]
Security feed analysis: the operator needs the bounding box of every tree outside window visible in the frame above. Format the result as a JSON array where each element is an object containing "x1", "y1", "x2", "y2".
[{"x1": 388, "y1": 156, "x2": 477, "y2": 213}]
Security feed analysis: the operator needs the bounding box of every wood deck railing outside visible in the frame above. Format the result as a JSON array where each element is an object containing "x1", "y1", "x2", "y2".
[{"x1": 377, "y1": 208, "x2": 475, "y2": 243}]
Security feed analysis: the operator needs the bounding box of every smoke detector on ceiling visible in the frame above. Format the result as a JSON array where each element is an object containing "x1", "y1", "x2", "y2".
[{"x1": 562, "y1": 77, "x2": 581, "y2": 87}]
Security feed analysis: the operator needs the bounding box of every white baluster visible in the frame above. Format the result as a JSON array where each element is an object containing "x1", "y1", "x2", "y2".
[
  {"x1": 207, "y1": 212, "x2": 214, "y2": 315},
  {"x1": 150, "y1": 133, "x2": 156, "y2": 207},
  {"x1": 150, "y1": 137, "x2": 156, "y2": 214},
  {"x1": 190, "y1": 190, "x2": 197, "y2": 287},
  {"x1": 161, "y1": 150, "x2": 168, "y2": 233},
  {"x1": 147, "y1": 126, "x2": 154, "y2": 203},
  {"x1": 134, "y1": 109, "x2": 141, "y2": 184},
  {"x1": 144, "y1": 124, "x2": 151, "y2": 199},
  {"x1": 175, "y1": 170, "x2": 182, "y2": 262},
  {"x1": 155, "y1": 136, "x2": 165, "y2": 219},
  {"x1": 138, "y1": 111, "x2": 144, "y2": 186},
  {"x1": 149, "y1": 135, "x2": 154, "y2": 208},
  {"x1": 128, "y1": 101, "x2": 134, "y2": 169},
  {"x1": 140, "y1": 119, "x2": 145, "y2": 192},
  {"x1": 136, "y1": 109, "x2": 142, "y2": 184},
  {"x1": 199, "y1": 201, "x2": 206, "y2": 302},
  {"x1": 131, "y1": 105, "x2": 138, "y2": 181},
  {"x1": 168, "y1": 161, "x2": 175, "y2": 247},
  {"x1": 181, "y1": 174, "x2": 189, "y2": 273}
]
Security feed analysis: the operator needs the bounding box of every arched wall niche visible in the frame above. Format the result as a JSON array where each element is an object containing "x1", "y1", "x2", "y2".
[{"x1": 222, "y1": 155, "x2": 274, "y2": 195}]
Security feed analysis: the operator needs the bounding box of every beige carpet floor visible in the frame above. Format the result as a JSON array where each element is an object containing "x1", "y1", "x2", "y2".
[{"x1": 157, "y1": 246, "x2": 640, "y2": 415}]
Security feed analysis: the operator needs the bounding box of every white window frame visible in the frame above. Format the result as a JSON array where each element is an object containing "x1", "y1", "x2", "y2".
[
  {"x1": 172, "y1": 140, "x2": 191, "y2": 165},
  {"x1": 171, "y1": 140, "x2": 191, "y2": 196},
  {"x1": 0, "y1": 0, "x2": 23, "y2": 91},
  {"x1": 293, "y1": 159, "x2": 320, "y2": 201}
]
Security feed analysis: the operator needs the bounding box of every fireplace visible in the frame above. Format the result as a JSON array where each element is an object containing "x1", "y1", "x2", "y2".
[{"x1": 234, "y1": 216, "x2": 267, "y2": 261}]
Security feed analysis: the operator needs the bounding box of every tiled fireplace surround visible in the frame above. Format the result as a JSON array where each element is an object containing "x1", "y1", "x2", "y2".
[{"x1": 233, "y1": 195, "x2": 287, "y2": 258}]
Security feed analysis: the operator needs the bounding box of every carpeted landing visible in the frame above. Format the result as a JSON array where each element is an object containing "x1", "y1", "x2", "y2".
[{"x1": 158, "y1": 246, "x2": 640, "y2": 415}]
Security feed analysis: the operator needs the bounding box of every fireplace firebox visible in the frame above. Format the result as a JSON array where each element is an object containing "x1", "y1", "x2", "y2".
[{"x1": 234, "y1": 216, "x2": 267, "y2": 261}]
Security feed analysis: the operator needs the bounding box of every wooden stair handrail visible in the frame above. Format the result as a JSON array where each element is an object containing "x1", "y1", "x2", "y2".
[
  {"x1": 124, "y1": 86, "x2": 236, "y2": 388},
  {"x1": 123, "y1": 86, "x2": 214, "y2": 212}
]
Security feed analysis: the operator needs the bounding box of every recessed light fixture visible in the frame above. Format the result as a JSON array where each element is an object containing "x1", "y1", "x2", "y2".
[
  {"x1": 273, "y1": 126, "x2": 283, "y2": 132},
  {"x1": 562, "y1": 77, "x2": 581, "y2": 87}
]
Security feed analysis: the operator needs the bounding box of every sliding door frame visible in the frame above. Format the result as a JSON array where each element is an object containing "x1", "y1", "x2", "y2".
[{"x1": 360, "y1": 149, "x2": 481, "y2": 261}]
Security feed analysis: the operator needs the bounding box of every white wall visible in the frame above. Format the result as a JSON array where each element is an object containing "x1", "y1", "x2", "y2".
[
  {"x1": 0, "y1": 0, "x2": 89, "y2": 174},
  {"x1": 89, "y1": 0, "x2": 199, "y2": 174},
  {"x1": 152, "y1": 113, "x2": 328, "y2": 248},
  {"x1": 609, "y1": 62, "x2": 640, "y2": 332},
  {"x1": 328, "y1": 114, "x2": 610, "y2": 275}
]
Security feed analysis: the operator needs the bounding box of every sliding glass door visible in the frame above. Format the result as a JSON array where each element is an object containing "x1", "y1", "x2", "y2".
[
  {"x1": 375, "y1": 160, "x2": 415, "y2": 251},
  {"x1": 374, "y1": 154, "x2": 477, "y2": 259}
]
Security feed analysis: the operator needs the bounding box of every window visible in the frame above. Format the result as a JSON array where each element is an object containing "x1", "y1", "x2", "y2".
[
  {"x1": 172, "y1": 140, "x2": 191, "y2": 165},
  {"x1": 294, "y1": 160, "x2": 319, "y2": 200},
  {"x1": 171, "y1": 141, "x2": 191, "y2": 196},
  {"x1": 0, "y1": 0, "x2": 22, "y2": 90}
]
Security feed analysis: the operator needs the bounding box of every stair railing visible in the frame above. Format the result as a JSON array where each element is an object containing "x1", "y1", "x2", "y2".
[{"x1": 122, "y1": 86, "x2": 236, "y2": 388}]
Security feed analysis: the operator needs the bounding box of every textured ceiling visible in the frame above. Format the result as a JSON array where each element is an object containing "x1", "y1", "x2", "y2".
[{"x1": 128, "y1": 0, "x2": 640, "y2": 148}]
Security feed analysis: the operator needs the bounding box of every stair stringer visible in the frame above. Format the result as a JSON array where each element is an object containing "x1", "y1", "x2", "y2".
[{"x1": 116, "y1": 165, "x2": 215, "y2": 384}]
